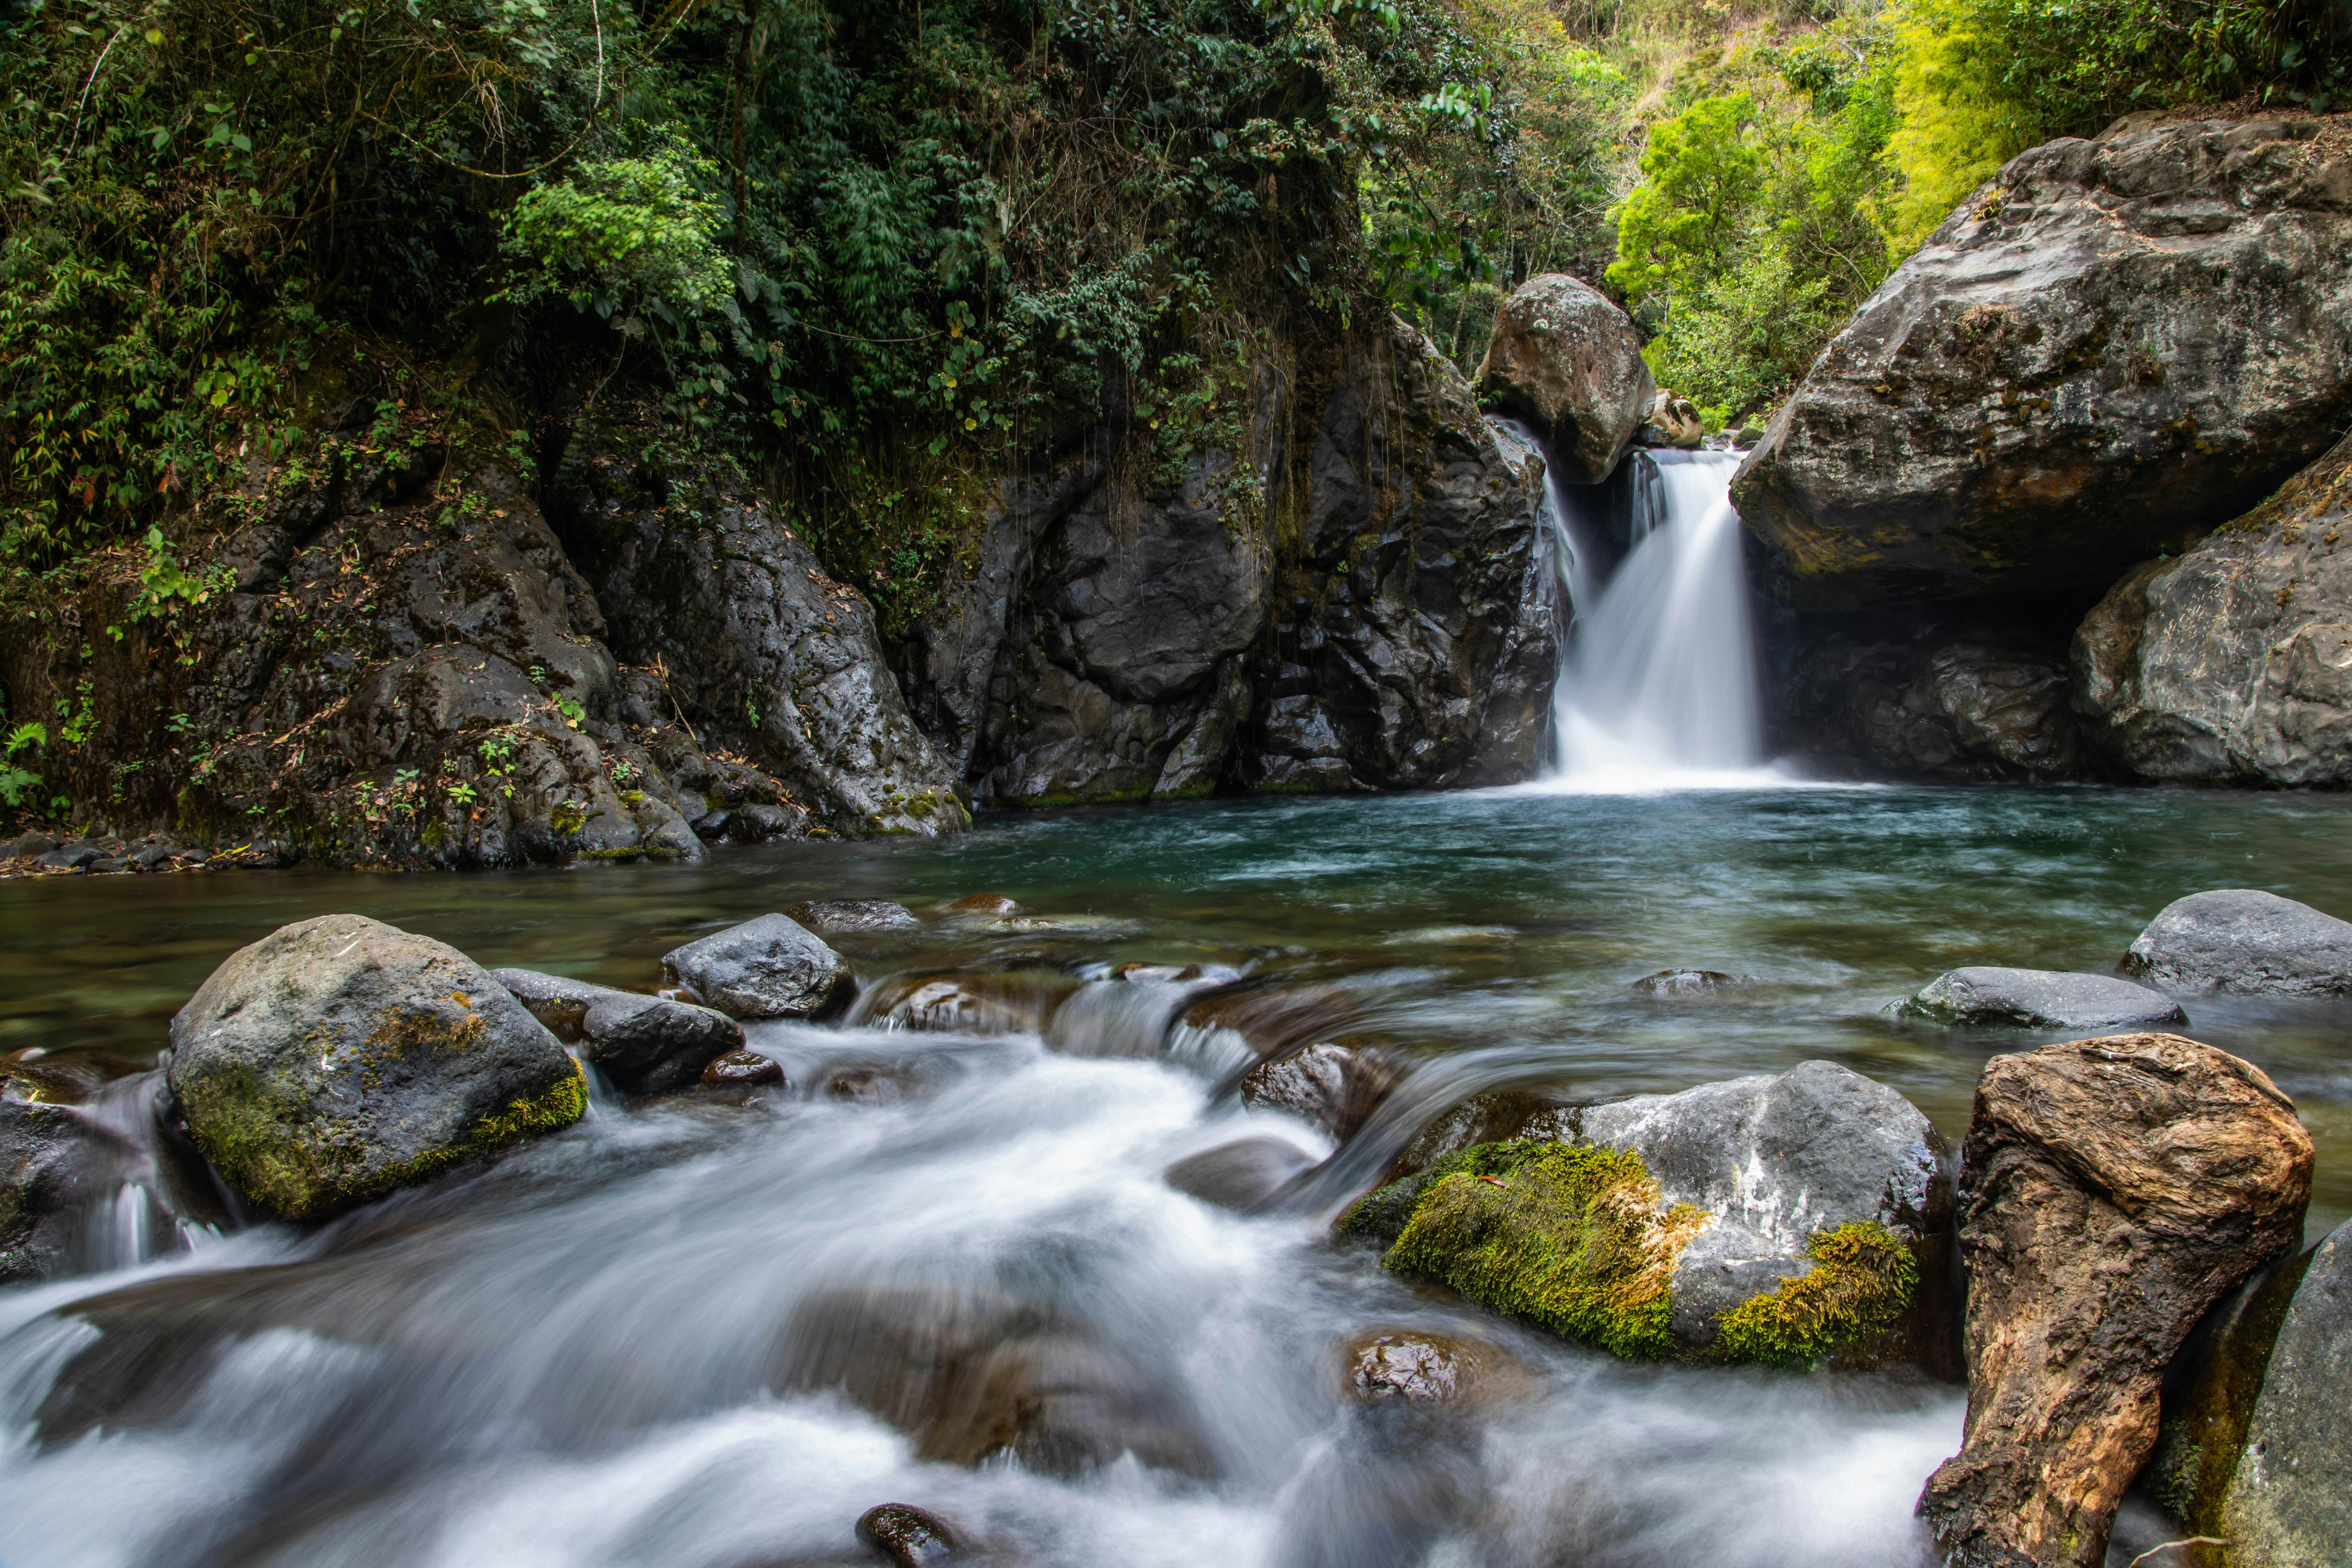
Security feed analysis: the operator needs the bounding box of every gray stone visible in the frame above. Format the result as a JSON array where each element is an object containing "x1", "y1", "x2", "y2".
[
  {"x1": 1902, "y1": 967, "x2": 2186, "y2": 1029},
  {"x1": 856, "y1": 1503, "x2": 962, "y2": 1566},
  {"x1": 5, "y1": 833, "x2": 56, "y2": 859},
  {"x1": 0, "y1": 1099, "x2": 124, "y2": 1284},
  {"x1": 578, "y1": 992, "x2": 743, "y2": 1092},
  {"x1": 1630, "y1": 968, "x2": 1743, "y2": 997},
  {"x1": 1474, "y1": 273, "x2": 1656, "y2": 483},
  {"x1": 166, "y1": 915, "x2": 586, "y2": 1220},
  {"x1": 1736, "y1": 117, "x2": 2352, "y2": 609},
  {"x1": 1576, "y1": 1059, "x2": 1954, "y2": 1359},
  {"x1": 36, "y1": 847, "x2": 99, "y2": 870},
  {"x1": 785, "y1": 898, "x2": 922, "y2": 934},
  {"x1": 2074, "y1": 432, "x2": 2352, "y2": 785},
  {"x1": 661, "y1": 913, "x2": 852, "y2": 1020},
  {"x1": 2123, "y1": 889, "x2": 2352, "y2": 996},
  {"x1": 1239, "y1": 1043, "x2": 1400, "y2": 1141},
  {"x1": 1785, "y1": 627, "x2": 2086, "y2": 782},
  {"x1": 2220, "y1": 1219, "x2": 2352, "y2": 1566}
]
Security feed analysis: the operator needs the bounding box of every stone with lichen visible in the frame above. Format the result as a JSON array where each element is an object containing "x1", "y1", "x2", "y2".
[{"x1": 167, "y1": 914, "x2": 586, "y2": 1220}]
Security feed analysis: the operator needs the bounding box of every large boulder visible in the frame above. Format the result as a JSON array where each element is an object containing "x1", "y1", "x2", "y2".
[
  {"x1": 1344, "y1": 1061, "x2": 1955, "y2": 1370},
  {"x1": 2074, "y1": 430, "x2": 2352, "y2": 784},
  {"x1": 661, "y1": 914, "x2": 853, "y2": 1020},
  {"x1": 2218, "y1": 1218, "x2": 2352, "y2": 1566},
  {"x1": 1782, "y1": 625, "x2": 2088, "y2": 781},
  {"x1": 1735, "y1": 117, "x2": 2352, "y2": 609},
  {"x1": 1902, "y1": 967, "x2": 2186, "y2": 1030},
  {"x1": 2121, "y1": 889, "x2": 2352, "y2": 996},
  {"x1": 1916, "y1": 1033, "x2": 2314, "y2": 1568},
  {"x1": 491, "y1": 968, "x2": 743, "y2": 1092},
  {"x1": 1474, "y1": 273, "x2": 1656, "y2": 483},
  {"x1": 165, "y1": 915, "x2": 587, "y2": 1220}
]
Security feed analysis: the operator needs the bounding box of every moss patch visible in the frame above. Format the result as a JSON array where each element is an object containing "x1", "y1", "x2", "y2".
[
  {"x1": 1709, "y1": 1221, "x2": 1918, "y2": 1368},
  {"x1": 1375, "y1": 1140, "x2": 1710, "y2": 1361}
]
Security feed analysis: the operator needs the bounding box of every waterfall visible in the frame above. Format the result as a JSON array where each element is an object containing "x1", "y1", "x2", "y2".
[{"x1": 1523, "y1": 435, "x2": 1773, "y2": 789}]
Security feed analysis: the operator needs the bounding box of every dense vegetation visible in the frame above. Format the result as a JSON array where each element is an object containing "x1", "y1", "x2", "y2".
[{"x1": 0, "y1": 0, "x2": 2342, "y2": 671}]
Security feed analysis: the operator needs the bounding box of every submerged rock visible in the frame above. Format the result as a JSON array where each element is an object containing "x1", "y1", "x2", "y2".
[
  {"x1": 2218, "y1": 1218, "x2": 2352, "y2": 1566},
  {"x1": 1343, "y1": 1061, "x2": 1954, "y2": 1371},
  {"x1": 774, "y1": 1284, "x2": 1214, "y2": 1478},
  {"x1": 1916, "y1": 1033, "x2": 2313, "y2": 1568},
  {"x1": 1342, "y1": 1330, "x2": 1511, "y2": 1407},
  {"x1": 855, "y1": 970, "x2": 1074, "y2": 1036},
  {"x1": 787, "y1": 899, "x2": 922, "y2": 935},
  {"x1": 662, "y1": 914, "x2": 853, "y2": 1020},
  {"x1": 1902, "y1": 967, "x2": 2186, "y2": 1029},
  {"x1": 941, "y1": 892, "x2": 1019, "y2": 917},
  {"x1": 1163, "y1": 1135, "x2": 1318, "y2": 1213},
  {"x1": 1474, "y1": 273, "x2": 1654, "y2": 483},
  {"x1": 1629, "y1": 969, "x2": 1743, "y2": 997},
  {"x1": 166, "y1": 915, "x2": 586, "y2": 1220},
  {"x1": 856, "y1": 1503, "x2": 963, "y2": 1566},
  {"x1": 2122, "y1": 889, "x2": 2352, "y2": 996},
  {"x1": 1736, "y1": 117, "x2": 2352, "y2": 609},
  {"x1": 2074, "y1": 431, "x2": 2352, "y2": 786},
  {"x1": 1239, "y1": 1043, "x2": 1400, "y2": 1141}
]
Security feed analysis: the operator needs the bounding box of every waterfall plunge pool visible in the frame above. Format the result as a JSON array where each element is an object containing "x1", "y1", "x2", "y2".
[{"x1": 4, "y1": 783, "x2": 2350, "y2": 1568}]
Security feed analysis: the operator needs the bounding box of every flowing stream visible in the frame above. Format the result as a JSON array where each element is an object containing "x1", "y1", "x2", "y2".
[
  {"x1": 1529, "y1": 443, "x2": 1773, "y2": 789},
  {"x1": 4, "y1": 788, "x2": 2351, "y2": 1568}
]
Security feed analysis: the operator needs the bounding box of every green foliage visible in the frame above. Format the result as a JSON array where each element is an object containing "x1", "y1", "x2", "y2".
[
  {"x1": 1379, "y1": 1140, "x2": 1711, "y2": 1360},
  {"x1": 1709, "y1": 1221, "x2": 1919, "y2": 1367},
  {"x1": 0, "y1": 720, "x2": 43, "y2": 810},
  {"x1": 501, "y1": 141, "x2": 734, "y2": 330}
]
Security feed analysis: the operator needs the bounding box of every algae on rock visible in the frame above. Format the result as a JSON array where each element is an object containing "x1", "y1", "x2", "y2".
[{"x1": 1350, "y1": 1139, "x2": 1921, "y2": 1369}]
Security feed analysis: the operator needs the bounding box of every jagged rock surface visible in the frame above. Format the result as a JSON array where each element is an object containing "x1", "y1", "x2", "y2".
[
  {"x1": 1474, "y1": 273, "x2": 1655, "y2": 483},
  {"x1": 1916, "y1": 1033, "x2": 2314, "y2": 1568},
  {"x1": 1782, "y1": 623, "x2": 2088, "y2": 780},
  {"x1": 2074, "y1": 430, "x2": 2352, "y2": 783},
  {"x1": 1736, "y1": 117, "x2": 2352, "y2": 609}
]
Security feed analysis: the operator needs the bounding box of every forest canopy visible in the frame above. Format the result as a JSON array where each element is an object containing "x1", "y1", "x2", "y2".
[{"x1": 1, "y1": 0, "x2": 2343, "y2": 585}]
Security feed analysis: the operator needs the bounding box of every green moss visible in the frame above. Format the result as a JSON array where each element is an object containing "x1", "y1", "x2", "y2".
[
  {"x1": 1709, "y1": 1221, "x2": 1918, "y2": 1368},
  {"x1": 1379, "y1": 1140, "x2": 1710, "y2": 1361}
]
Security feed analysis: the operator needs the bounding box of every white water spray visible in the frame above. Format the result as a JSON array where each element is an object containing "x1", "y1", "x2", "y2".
[{"x1": 1532, "y1": 442, "x2": 1774, "y2": 790}]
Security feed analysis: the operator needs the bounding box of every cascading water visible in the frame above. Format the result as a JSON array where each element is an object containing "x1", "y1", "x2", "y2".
[{"x1": 1519, "y1": 435, "x2": 1774, "y2": 789}]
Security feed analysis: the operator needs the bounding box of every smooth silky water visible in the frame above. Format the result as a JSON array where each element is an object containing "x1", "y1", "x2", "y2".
[{"x1": 4, "y1": 783, "x2": 2352, "y2": 1568}]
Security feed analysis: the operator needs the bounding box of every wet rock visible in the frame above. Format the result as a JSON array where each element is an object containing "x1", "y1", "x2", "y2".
[
  {"x1": 942, "y1": 892, "x2": 1019, "y2": 917},
  {"x1": 579, "y1": 992, "x2": 743, "y2": 1093},
  {"x1": 822, "y1": 1063, "x2": 926, "y2": 1105},
  {"x1": 1785, "y1": 625, "x2": 2087, "y2": 782},
  {"x1": 1629, "y1": 968, "x2": 1743, "y2": 997},
  {"x1": 1902, "y1": 967, "x2": 2186, "y2": 1029},
  {"x1": 1240, "y1": 1043, "x2": 1400, "y2": 1141},
  {"x1": 701, "y1": 1049, "x2": 785, "y2": 1088},
  {"x1": 1385, "y1": 1088, "x2": 1580, "y2": 1183},
  {"x1": 788, "y1": 899, "x2": 922, "y2": 935},
  {"x1": 2, "y1": 1047, "x2": 109, "y2": 1105},
  {"x1": 856, "y1": 1503, "x2": 962, "y2": 1566},
  {"x1": 1177, "y1": 985, "x2": 1361, "y2": 1063},
  {"x1": 1343, "y1": 1330, "x2": 1500, "y2": 1406},
  {"x1": 1163, "y1": 1135, "x2": 1318, "y2": 1213},
  {"x1": 1474, "y1": 273, "x2": 1655, "y2": 483},
  {"x1": 1736, "y1": 118, "x2": 2352, "y2": 610},
  {"x1": 4, "y1": 832, "x2": 56, "y2": 859},
  {"x1": 1636, "y1": 391, "x2": 1704, "y2": 450},
  {"x1": 2122, "y1": 889, "x2": 2352, "y2": 996},
  {"x1": 1916, "y1": 1033, "x2": 2313, "y2": 1568},
  {"x1": 663, "y1": 914, "x2": 853, "y2": 1020},
  {"x1": 775, "y1": 1284, "x2": 1215, "y2": 1478},
  {"x1": 2073, "y1": 431, "x2": 2352, "y2": 786},
  {"x1": 166, "y1": 915, "x2": 587, "y2": 1220},
  {"x1": 0, "y1": 1100, "x2": 118, "y2": 1283},
  {"x1": 854, "y1": 971, "x2": 1073, "y2": 1036},
  {"x1": 493, "y1": 967, "x2": 745, "y2": 1091},
  {"x1": 2217, "y1": 1217, "x2": 2352, "y2": 1565},
  {"x1": 1346, "y1": 1062, "x2": 1956, "y2": 1370}
]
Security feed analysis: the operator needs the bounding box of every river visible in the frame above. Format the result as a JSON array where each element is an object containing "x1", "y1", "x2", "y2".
[{"x1": 2, "y1": 783, "x2": 2348, "y2": 1568}]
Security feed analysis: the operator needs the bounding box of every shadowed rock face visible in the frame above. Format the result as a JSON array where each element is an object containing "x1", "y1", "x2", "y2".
[
  {"x1": 1474, "y1": 273, "x2": 1655, "y2": 484},
  {"x1": 2220, "y1": 1218, "x2": 2352, "y2": 1566},
  {"x1": 167, "y1": 915, "x2": 586, "y2": 1220},
  {"x1": 1736, "y1": 117, "x2": 2352, "y2": 610},
  {"x1": 2074, "y1": 431, "x2": 2352, "y2": 785},
  {"x1": 1917, "y1": 1033, "x2": 2314, "y2": 1568}
]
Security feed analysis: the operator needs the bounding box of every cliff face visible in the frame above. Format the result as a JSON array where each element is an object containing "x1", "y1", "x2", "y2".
[{"x1": 0, "y1": 316, "x2": 1562, "y2": 863}]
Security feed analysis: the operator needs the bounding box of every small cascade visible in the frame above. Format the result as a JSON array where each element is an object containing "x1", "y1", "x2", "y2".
[{"x1": 1532, "y1": 442, "x2": 1772, "y2": 789}]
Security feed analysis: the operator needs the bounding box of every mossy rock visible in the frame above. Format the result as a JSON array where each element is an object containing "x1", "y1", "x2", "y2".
[
  {"x1": 1344, "y1": 1138, "x2": 1919, "y2": 1370},
  {"x1": 167, "y1": 914, "x2": 587, "y2": 1220}
]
